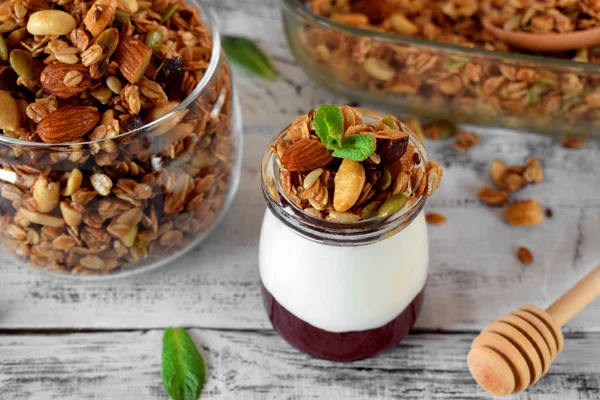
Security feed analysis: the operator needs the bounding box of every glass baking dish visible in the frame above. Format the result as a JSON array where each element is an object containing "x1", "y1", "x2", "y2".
[{"x1": 282, "y1": 0, "x2": 600, "y2": 140}]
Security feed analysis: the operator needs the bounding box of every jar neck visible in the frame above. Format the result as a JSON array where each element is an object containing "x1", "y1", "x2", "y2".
[{"x1": 261, "y1": 110, "x2": 429, "y2": 247}]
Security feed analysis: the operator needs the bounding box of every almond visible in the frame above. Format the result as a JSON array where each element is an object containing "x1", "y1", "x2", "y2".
[
  {"x1": 505, "y1": 199, "x2": 544, "y2": 227},
  {"x1": 280, "y1": 139, "x2": 334, "y2": 172},
  {"x1": 41, "y1": 63, "x2": 92, "y2": 99},
  {"x1": 333, "y1": 159, "x2": 365, "y2": 212},
  {"x1": 114, "y1": 35, "x2": 152, "y2": 83},
  {"x1": 517, "y1": 247, "x2": 534, "y2": 265},
  {"x1": 489, "y1": 159, "x2": 507, "y2": 188},
  {"x1": 84, "y1": 0, "x2": 117, "y2": 38},
  {"x1": 425, "y1": 212, "x2": 447, "y2": 225},
  {"x1": 37, "y1": 106, "x2": 100, "y2": 143},
  {"x1": 478, "y1": 185, "x2": 509, "y2": 206}
]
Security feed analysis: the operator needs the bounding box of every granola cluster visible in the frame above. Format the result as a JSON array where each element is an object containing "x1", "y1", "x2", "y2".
[
  {"x1": 269, "y1": 106, "x2": 442, "y2": 222},
  {"x1": 0, "y1": 0, "x2": 235, "y2": 274},
  {"x1": 477, "y1": 158, "x2": 546, "y2": 227},
  {"x1": 294, "y1": 0, "x2": 600, "y2": 137}
]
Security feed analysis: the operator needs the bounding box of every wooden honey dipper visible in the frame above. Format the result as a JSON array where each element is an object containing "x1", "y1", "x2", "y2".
[{"x1": 468, "y1": 264, "x2": 600, "y2": 396}]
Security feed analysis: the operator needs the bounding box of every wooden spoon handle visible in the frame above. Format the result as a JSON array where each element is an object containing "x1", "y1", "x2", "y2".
[{"x1": 546, "y1": 265, "x2": 600, "y2": 327}]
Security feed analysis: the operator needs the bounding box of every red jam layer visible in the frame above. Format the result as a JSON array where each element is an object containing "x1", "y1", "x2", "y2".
[{"x1": 261, "y1": 283, "x2": 424, "y2": 362}]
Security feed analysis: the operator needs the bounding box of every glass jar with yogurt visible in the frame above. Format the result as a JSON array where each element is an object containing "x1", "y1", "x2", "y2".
[{"x1": 259, "y1": 109, "x2": 431, "y2": 361}]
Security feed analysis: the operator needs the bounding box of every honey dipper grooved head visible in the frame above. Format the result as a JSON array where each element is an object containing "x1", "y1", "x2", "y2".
[
  {"x1": 512, "y1": 310, "x2": 558, "y2": 359},
  {"x1": 467, "y1": 346, "x2": 515, "y2": 396},
  {"x1": 519, "y1": 305, "x2": 564, "y2": 353},
  {"x1": 471, "y1": 331, "x2": 530, "y2": 394},
  {"x1": 469, "y1": 305, "x2": 566, "y2": 396},
  {"x1": 483, "y1": 320, "x2": 542, "y2": 385}
]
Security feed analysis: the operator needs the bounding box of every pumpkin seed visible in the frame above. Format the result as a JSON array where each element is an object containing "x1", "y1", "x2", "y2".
[
  {"x1": 160, "y1": 4, "x2": 178, "y2": 23},
  {"x1": 526, "y1": 82, "x2": 550, "y2": 105},
  {"x1": 361, "y1": 201, "x2": 382, "y2": 220},
  {"x1": 138, "y1": 1, "x2": 152, "y2": 10},
  {"x1": 0, "y1": 35, "x2": 8, "y2": 61},
  {"x1": 377, "y1": 193, "x2": 408, "y2": 218},
  {"x1": 145, "y1": 29, "x2": 163, "y2": 52},
  {"x1": 426, "y1": 120, "x2": 457, "y2": 139},
  {"x1": 560, "y1": 94, "x2": 584, "y2": 113},
  {"x1": 380, "y1": 116, "x2": 398, "y2": 130},
  {"x1": 95, "y1": 28, "x2": 119, "y2": 58},
  {"x1": 326, "y1": 211, "x2": 361, "y2": 222},
  {"x1": 378, "y1": 168, "x2": 392, "y2": 190},
  {"x1": 9, "y1": 49, "x2": 34, "y2": 80},
  {"x1": 114, "y1": 9, "x2": 130, "y2": 23},
  {"x1": 446, "y1": 57, "x2": 469, "y2": 72}
]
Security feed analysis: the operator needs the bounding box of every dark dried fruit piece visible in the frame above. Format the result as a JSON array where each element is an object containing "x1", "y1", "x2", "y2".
[
  {"x1": 155, "y1": 56, "x2": 185, "y2": 89},
  {"x1": 377, "y1": 136, "x2": 409, "y2": 165},
  {"x1": 120, "y1": 114, "x2": 144, "y2": 131},
  {"x1": 351, "y1": 0, "x2": 395, "y2": 24}
]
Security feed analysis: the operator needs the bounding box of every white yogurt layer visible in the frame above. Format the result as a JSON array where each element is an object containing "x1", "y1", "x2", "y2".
[{"x1": 259, "y1": 210, "x2": 429, "y2": 333}]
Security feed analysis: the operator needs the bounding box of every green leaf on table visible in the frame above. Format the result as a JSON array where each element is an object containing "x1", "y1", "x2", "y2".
[
  {"x1": 222, "y1": 36, "x2": 278, "y2": 81},
  {"x1": 332, "y1": 134, "x2": 376, "y2": 161},
  {"x1": 313, "y1": 104, "x2": 345, "y2": 150},
  {"x1": 162, "y1": 327, "x2": 206, "y2": 400}
]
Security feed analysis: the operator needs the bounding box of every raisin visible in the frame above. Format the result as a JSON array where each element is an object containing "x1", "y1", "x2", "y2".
[
  {"x1": 377, "y1": 136, "x2": 409, "y2": 165},
  {"x1": 120, "y1": 114, "x2": 144, "y2": 131},
  {"x1": 154, "y1": 56, "x2": 185, "y2": 89}
]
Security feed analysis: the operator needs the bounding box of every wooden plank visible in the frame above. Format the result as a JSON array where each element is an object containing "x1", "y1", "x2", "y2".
[
  {"x1": 1, "y1": 329, "x2": 599, "y2": 400},
  {"x1": 1, "y1": 132, "x2": 599, "y2": 331}
]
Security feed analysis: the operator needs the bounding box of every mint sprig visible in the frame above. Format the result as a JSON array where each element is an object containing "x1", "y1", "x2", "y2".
[
  {"x1": 313, "y1": 105, "x2": 375, "y2": 161},
  {"x1": 162, "y1": 327, "x2": 206, "y2": 400},
  {"x1": 222, "y1": 36, "x2": 278, "y2": 81},
  {"x1": 314, "y1": 104, "x2": 345, "y2": 150},
  {"x1": 332, "y1": 134, "x2": 376, "y2": 161}
]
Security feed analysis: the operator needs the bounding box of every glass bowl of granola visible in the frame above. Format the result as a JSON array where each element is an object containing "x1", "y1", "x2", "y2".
[
  {"x1": 0, "y1": 0, "x2": 242, "y2": 277},
  {"x1": 282, "y1": 0, "x2": 600, "y2": 141},
  {"x1": 259, "y1": 105, "x2": 442, "y2": 361}
]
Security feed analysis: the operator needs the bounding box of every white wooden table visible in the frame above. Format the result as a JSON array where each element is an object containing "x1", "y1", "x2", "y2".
[{"x1": 2, "y1": 1, "x2": 600, "y2": 399}]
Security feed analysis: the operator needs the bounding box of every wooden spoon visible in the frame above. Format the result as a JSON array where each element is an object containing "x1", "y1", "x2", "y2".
[
  {"x1": 468, "y1": 264, "x2": 600, "y2": 396},
  {"x1": 483, "y1": 20, "x2": 600, "y2": 52}
]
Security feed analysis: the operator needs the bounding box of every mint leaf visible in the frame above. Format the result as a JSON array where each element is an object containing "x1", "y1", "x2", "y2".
[
  {"x1": 222, "y1": 36, "x2": 278, "y2": 81},
  {"x1": 162, "y1": 328, "x2": 206, "y2": 400},
  {"x1": 332, "y1": 134, "x2": 376, "y2": 161},
  {"x1": 313, "y1": 104, "x2": 345, "y2": 150}
]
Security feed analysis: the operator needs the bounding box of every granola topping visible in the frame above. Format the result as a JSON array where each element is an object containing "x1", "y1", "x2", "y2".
[
  {"x1": 0, "y1": 0, "x2": 235, "y2": 275},
  {"x1": 270, "y1": 106, "x2": 442, "y2": 222}
]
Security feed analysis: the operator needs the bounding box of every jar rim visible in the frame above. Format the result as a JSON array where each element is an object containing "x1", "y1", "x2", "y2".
[
  {"x1": 261, "y1": 107, "x2": 429, "y2": 246},
  {"x1": 0, "y1": 0, "x2": 221, "y2": 150}
]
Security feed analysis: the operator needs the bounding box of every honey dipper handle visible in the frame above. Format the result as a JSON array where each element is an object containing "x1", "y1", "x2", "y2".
[{"x1": 546, "y1": 264, "x2": 600, "y2": 327}]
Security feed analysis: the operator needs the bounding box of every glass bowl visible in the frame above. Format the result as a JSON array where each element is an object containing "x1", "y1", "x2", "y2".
[
  {"x1": 282, "y1": 0, "x2": 600, "y2": 140},
  {"x1": 0, "y1": 3, "x2": 243, "y2": 279}
]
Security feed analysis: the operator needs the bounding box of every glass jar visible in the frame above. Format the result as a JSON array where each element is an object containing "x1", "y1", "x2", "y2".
[
  {"x1": 0, "y1": 4, "x2": 242, "y2": 279},
  {"x1": 259, "y1": 110, "x2": 429, "y2": 361}
]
